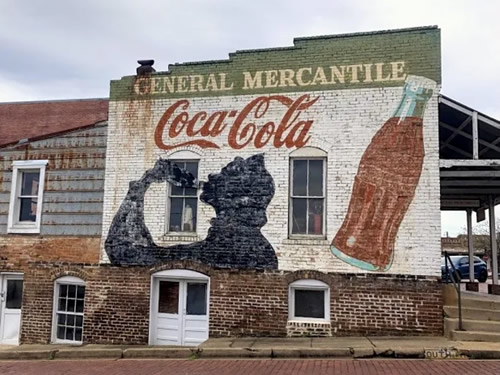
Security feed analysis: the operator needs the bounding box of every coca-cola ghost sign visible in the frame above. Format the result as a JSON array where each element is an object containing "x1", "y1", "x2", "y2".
[{"x1": 154, "y1": 94, "x2": 319, "y2": 150}]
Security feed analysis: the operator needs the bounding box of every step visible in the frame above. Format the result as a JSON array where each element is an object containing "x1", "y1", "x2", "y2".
[
  {"x1": 457, "y1": 295, "x2": 500, "y2": 311},
  {"x1": 444, "y1": 317, "x2": 500, "y2": 333},
  {"x1": 444, "y1": 306, "x2": 500, "y2": 321},
  {"x1": 450, "y1": 330, "x2": 500, "y2": 342}
]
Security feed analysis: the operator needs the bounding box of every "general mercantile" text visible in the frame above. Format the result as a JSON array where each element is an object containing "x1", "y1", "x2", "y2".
[{"x1": 136, "y1": 61, "x2": 406, "y2": 94}]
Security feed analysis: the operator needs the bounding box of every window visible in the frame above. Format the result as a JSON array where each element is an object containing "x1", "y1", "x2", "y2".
[
  {"x1": 290, "y1": 158, "x2": 325, "y2": 236},
  {"x1": 7, "y1": 160, "x2": 48, "y2": 234},
  {"x1": 52, "y1": 276, "x2": 85, "y2": 344},
  {"x1": 5, "y1": 279, "x2": 23, "y2": 309},
  {"x1": 289, "y1": 279, "x2": 330, "y2": 322},
  {"x1": 167, "y1": 160, "x2": 198, "y2": 233}
]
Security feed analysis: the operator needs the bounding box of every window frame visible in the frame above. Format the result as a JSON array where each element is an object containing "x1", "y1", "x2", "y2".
[
  {"x1": 288, "y1": 279, "x2": 330, "y2": 322},
  {"x1": 165, "y1": 159, "x2": 200, "y2": 235},
  {"x1": 51, "y1": 276, "x2": 86, "y2": 345},
  {"x1": 289, "y1": 157, "x2": 327, "y2": 238},
  {"x1": 7, "y1": 160, "x2": 48, "y2": 234}
]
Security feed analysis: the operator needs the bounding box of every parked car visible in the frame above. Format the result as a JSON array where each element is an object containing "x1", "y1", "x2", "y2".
[{"x1": 441, "y1": 255, "x2": 488, "y2": 283}]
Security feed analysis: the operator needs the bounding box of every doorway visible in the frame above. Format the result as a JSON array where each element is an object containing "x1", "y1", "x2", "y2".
[
  {"x1": 0, "y1": 274, "x2": 23, "y2": 345},
  {"x1": 150, "y1": 270, "x2": 209, "y2": 346}
]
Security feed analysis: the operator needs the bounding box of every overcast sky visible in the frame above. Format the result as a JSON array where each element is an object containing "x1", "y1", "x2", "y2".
[{"x1": 1, "y1": 0, "x2": 499, "y2": 236}]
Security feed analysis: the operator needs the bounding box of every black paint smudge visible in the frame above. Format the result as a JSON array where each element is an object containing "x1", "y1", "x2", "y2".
[{"x1": 105, "y1": 154, "x2": 278, "y2": 270}]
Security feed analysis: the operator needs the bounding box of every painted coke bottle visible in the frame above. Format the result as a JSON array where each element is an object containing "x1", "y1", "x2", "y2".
[{"x1": 331, "y1": 75, "x2": 435, "y2": 271}]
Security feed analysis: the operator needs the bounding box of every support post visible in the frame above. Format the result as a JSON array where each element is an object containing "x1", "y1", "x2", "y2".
[
  {"x1": 472, "y1": 111, "x2": 479, "y2": 159},
  {"x1": 467, "y1": 208, "x2": 474, "y2": 282},
  {"x1": 489, "y1": 196, "x2": 499, "y2": 285}
]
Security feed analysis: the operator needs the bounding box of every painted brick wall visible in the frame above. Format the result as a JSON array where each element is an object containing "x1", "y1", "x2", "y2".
[
  {"x1": 20, "y1": 263, "x2": 442, "y2": 344},
  {"x1": 102, "y1": 27, "x2": 442, "y2": 276}
]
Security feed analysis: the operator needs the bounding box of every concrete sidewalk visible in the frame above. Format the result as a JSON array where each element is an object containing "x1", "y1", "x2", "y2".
[{"x1": 1, "y1": 336, "x2": 500, "y2": 361}]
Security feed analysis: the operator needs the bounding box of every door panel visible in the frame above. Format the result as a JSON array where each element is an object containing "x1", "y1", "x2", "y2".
[
  {"x1": 0, "y1": 275, "x2": 24, "y2": 345},
  {"x1": 183, "y1": 282, "x2": 208, "y2": 346},
  {"x1": 158, "y1": 281, "x2": 179, "y2": 314},
  {"x1": 155, "y1": 280, "x2": 181, "y2": 345},
  {"x1": 183, "y1": 315, "x2": 209, "y2": 346},
  {"x1": 5, "y1": 280, "x2": 23, "y2": 309},
  {"x1": 186, "y1": 283, "x2": 207, "y2": 315}
]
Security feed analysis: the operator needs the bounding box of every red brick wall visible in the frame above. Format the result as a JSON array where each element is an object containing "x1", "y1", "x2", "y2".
[
  {"x1": 20, "y1": 262, "x2": 442, "y2": 344},
  {"x1": 0, "y1": 236, "x2": 100, "y2": 272},
  {"x1": 21, "y1": 263, "x2": 150, "y2": 345},
  {"x1": 210, "y1": 270, "x2": 288, "y2": 337},
  {"x1": 329, "y1": 275, "x2": 442, "y2": 335},
  {"x1": 20, "y1": 265, "x2": 55, "y2": 343},
  {"x1": 83, "y1": 267, "x2": 150, "y2": 344}
]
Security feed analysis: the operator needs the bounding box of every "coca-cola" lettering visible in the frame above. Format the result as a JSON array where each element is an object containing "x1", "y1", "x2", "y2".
[{"x1": 154, "y1": 94, "x2": 319, "y2": 150}]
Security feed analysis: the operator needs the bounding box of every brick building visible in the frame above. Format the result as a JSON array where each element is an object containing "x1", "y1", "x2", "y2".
[
  {"x1": 0, "y1": 99, "x2": 108, "y2": 344},
  {"x1": 4, "y1": 26, "x2": 498, "y2": 346}
]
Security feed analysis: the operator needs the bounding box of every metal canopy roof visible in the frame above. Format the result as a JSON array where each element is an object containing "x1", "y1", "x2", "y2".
[
  {"x1": 439, "y1": 95, "x2": 500, "y2": 211},
  {"x1": 439, "y1": 95, "x2": 500, "y2": 285}
]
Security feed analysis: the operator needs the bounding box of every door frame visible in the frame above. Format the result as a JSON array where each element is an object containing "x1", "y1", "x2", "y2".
[
  {"x1": 0, "y1": 272, "x2": 24, "y2": 345},
  {"x1": 149, "y1": 269, "x2": 210, "y2": 345}
]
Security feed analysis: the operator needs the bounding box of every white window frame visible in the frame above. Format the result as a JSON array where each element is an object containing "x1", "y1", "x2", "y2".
[
  {"x1": 7, "y1": 160, "x2": 48, "y2": 234},
  {"x1": 51, "y1": 276, "x2": 85, "y2": 344},
  {"x1": 165, "y1": 157, "x2": 200, "y2": 235},
  {"x1": 289, "y1": 157, "x2": 326, "y2": 238},
  {"x1": 288, "y1": 279, "x2": 330, "y2": 322}
]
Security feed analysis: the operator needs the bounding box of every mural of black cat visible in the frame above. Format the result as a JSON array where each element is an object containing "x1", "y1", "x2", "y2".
[{"x1": 105, "y1": 154, "x2": 278, "y2": 270}]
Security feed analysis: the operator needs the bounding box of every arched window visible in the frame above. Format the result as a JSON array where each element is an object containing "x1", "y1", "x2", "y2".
[
  {"x1": 166, "y1": 151, "x2": 201, "y2": 234},
  {"x1": 289, "y1": 147, "x2": 327, "y2": 237},
  {"x1": 288, "y1": 279, "x2": 330, "y2": 322},
  {"x1": 52, "y1": 276, "x2": 85, "y2": 344}
]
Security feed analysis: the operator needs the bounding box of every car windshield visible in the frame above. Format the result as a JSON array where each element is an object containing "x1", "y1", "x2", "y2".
[{"x1": 441, "y1": 255, "x2": 483, "y2": 266}]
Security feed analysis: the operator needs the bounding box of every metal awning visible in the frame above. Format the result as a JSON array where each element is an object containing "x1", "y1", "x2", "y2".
[{"x1": 439, "y1": 94, "x2": 500, "y2": 285}]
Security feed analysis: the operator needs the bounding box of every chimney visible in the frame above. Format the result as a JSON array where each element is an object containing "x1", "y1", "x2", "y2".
[{"x1": 137, "y1": 60, "x2": 155, "y2": 75}]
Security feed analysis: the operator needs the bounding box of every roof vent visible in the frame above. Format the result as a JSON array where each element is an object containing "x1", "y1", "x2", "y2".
[{"x1": 137, "y1": 60, "x2": 155, "y2": 75}]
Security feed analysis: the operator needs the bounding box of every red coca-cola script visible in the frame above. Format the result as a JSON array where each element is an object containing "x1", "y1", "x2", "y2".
[{"x1": 154, "y1": 94, "x2": 319, "y2": 150}]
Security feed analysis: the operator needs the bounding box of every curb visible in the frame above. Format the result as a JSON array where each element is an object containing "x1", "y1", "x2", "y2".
[
  {"x1": 55, "y1": 349, "x2": 123, "y2": 360},
  {"x1": 352, "y1": 347, "x2": 375, "y2": 358},
  {"x1": 394, "y1": 348, "x2": 425, "y2": 359},
  {"x1": 0, "y1": 350, "x2": 56, "y2": 361},
  {"x1": 272, "y1": 348, "x2": 351, "y2": 358},
  {"x1": 1, "y1": 346, "x2": 499, "y2": 361},
  {"x1": 459, "y1": 349, "x2": 500, "y2": 360},
  {"x1": 199, "y1": 348, "x2": 272, "y2": 358},
  {"x1": 123, "y1": 348, "x2": 192, "y2": 359}
]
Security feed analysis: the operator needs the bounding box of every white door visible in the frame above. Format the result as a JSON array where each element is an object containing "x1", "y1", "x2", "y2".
[
  {"x1": 151, "y1": 271, "x2": 209, "y2": 346},
  {"x1": 0, "y1": 274, "x2": 24, "y2": 345}
]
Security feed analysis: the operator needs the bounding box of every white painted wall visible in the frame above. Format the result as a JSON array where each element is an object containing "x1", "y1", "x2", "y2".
[{"x1": 101, "y1": 86, "x2": 441, "y2": 276}]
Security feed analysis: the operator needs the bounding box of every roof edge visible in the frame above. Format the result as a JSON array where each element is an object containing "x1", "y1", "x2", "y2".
[
  {"x1": 0, "y1": 97, "x2": 108, "y2": 106},
  {"x1": 0, "y1": 121, "x2": 108, "y2": 149},
  {"x1": 440, "y1": 94, "x2": 500, "y2": 125},
  {"x1": 294, "y1": 25, "x2": 439, "y2": 42}
]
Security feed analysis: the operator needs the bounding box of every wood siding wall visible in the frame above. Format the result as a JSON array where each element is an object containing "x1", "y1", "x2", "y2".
[{"x1": 0, "y1": 124, "x2": 107, "y2": 236}]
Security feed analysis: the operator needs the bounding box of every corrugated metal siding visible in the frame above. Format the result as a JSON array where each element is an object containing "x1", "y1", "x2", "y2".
[{"x1": 0, "y1": 124, "x2": 107, "y2": 236}]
